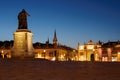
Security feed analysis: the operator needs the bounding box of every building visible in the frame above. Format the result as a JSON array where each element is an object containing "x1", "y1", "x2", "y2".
[
  {"x1": 77, "y1": 40, "x2": 120, "y2": 62},
  {"x1": 34, "y1": 31, "x2": 76, "y2": 61},
  {"x1": 101, "y1": 41, "x2": 120, "y2": 62},
  {"x1": 0, "y1": 40, "x2": 13, "y2": 58},
  {"x1": 0, "y1": 39, "x2": 120, "y2": 62},
  {"x1": 77, "y1": 40, "x2": 101, "y2": 61}
]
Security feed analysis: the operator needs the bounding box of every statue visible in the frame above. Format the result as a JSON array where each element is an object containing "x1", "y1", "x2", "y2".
[{"x1": 18, "y1": 9, "x2": 30, "y2": 29}]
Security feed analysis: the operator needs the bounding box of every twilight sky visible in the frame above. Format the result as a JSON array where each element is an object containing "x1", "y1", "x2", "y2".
[{"x1": 0, "y1": 0, "x2": 120, "y2": 48}]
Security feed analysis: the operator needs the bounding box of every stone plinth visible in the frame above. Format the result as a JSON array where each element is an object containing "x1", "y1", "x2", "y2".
[{"x1": 11, "y1": 29, "x2": 34, "y2": 58}]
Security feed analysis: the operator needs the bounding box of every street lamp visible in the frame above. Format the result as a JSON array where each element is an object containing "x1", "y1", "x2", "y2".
[
  {"x1": 1, "y1": 50, "x2": 4, "y2": 58},
  {"x1": 43, "y1": 50, "x2": 46, "y2": 59}
]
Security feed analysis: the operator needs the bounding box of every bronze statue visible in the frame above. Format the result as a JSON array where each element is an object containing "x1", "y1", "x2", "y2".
[{"x1": 18, "y1": 9, "x2": 30, "y2": 29}]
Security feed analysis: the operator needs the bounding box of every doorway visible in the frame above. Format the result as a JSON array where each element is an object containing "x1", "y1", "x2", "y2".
[{"x1": 91, "y1": 54, "x2": 95, "y2": 61}]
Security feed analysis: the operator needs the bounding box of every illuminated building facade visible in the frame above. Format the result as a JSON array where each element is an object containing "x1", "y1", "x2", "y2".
[
  {"x1": 101, "y1": 41, "x2": 120, "y2": 62},
  {"x1": 0, "y1": 39, "x2": 120, "y2": 62},
  {"x1": 77, "y1": 40, "x2": 101, "y2": 61},
  {"x1": 0, "y1": 41, "x2": 13, "y2": 58},
  {"x1": 34, "y1": 31, "x2": 76, "y2": 61},
  {"x1": 77, "y1": 40, "x2": 120, "y2": 62}
]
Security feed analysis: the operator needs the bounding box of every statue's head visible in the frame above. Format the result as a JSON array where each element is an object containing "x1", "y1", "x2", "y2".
[{"x1": 22, "y1": 9, "x2": 26, "y2": 13}]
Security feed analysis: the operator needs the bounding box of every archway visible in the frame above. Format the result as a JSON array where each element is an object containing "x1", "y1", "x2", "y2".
[{"x1": 91, "y1": 54, "x2": 95, "y2": 61}]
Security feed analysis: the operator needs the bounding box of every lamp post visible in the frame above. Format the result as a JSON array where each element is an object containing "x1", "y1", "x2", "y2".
[
  {"x1": 43, "y1": 50, "x2": 46, "y2": 59},
  {"x1": 1, "y1": 50, "x2": 4, "y2": 59}
]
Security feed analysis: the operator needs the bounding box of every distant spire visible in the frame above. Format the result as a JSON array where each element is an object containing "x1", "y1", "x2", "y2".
[
  {"x1": 98, "y1": 40, "x2": 102, "y2": 45},
  {"x1": 47, "y1": 38, "x2": 49, "y2": 43},
  {"x1": 53, "y1": 30, "x2": 58, "y2": 43},
  {"x1": 53, "y1": 30, "x2": 58, "y2": 48},
  {"x1": 46, "y1": 37, "x2": 49, "y2": 44},
  {"x1": 46, "y1": 38, "x2": 49, "y2": 48}
]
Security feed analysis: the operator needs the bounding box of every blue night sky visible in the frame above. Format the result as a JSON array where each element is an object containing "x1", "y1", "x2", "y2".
[{"x1": 0, "y1": 0, "x2": 120, "y2": 49}]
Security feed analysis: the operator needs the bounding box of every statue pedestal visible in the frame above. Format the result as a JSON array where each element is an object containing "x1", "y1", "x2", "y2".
[{"x1": 11, "y1": 29, "x2": 34, "y2": 58}]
